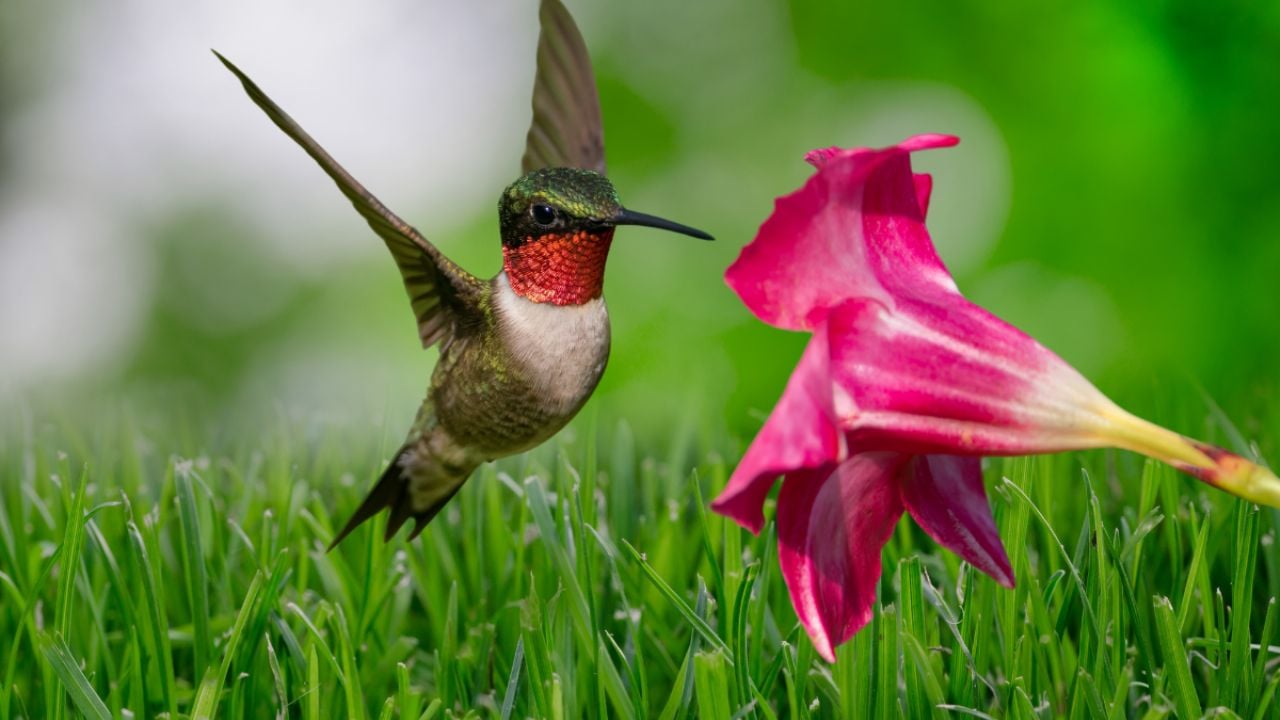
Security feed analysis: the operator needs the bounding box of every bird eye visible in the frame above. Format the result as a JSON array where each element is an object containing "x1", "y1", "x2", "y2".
[{"x1": 531, "y1": 204, "x2": 557, "y2": 227}]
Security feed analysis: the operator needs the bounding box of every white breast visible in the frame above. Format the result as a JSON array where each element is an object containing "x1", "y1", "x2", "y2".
[{"x1": 493, "y1": 273, "x2": 611, "y2": 415}]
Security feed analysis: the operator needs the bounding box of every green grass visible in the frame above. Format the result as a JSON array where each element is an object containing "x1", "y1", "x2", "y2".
[{"x1": 2, "y1": 404, "x2": 1279, "y2": 718}]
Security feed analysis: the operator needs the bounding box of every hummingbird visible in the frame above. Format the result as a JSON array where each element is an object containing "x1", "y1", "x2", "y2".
[{"x1": 216, "y1": 0, "x2": 712, "y2": 548}]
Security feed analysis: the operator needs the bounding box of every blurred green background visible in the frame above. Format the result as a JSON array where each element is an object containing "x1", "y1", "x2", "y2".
[{"x1": 1, "y1": 0, "x2": 1276, "y2": 447}]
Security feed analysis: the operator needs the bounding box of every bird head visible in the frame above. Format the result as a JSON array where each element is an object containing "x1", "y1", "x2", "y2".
[{"x1": 498, "y1": 168, "x2": 711, "y2": 305}]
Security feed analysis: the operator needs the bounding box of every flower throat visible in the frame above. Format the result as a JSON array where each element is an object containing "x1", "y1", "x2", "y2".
[{"x1": 503, "y1": 229, "x2": 615, "y2": 306}]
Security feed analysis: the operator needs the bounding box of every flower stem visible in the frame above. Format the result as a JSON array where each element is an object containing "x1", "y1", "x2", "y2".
[{"x1": 1101, "y1": 407, "x2": 1280, "y2": 508}]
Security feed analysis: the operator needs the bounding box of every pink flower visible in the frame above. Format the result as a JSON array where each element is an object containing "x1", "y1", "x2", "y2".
[{"x1": 715, "y1": 134, "x2": 1280, "y2": 661}]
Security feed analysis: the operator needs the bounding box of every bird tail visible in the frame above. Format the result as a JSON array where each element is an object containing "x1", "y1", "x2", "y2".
[{"x1": 327, "y1": 446, "x2": 472, "y2": 551}]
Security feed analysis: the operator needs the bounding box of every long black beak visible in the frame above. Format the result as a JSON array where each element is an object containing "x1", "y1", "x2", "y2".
[{"x1": 612, "y1": 208, "x2": 713, "y2": 240}]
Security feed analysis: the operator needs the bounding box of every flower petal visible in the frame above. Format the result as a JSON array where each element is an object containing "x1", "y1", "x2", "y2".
[
  {"x1": 777, "y1": 453, "x2": 907, "y2": 662},
  {"x1": 818, "y1": 295, "x2": 1280, "y2": 506},
  {"x1": 726, "y1": 135, "x2": 960, "y2": 331},
  {"x1": 711, "y1": 326, "x2": 843, "y2": 533},
  {"x1": 802, "y1": 139, "x2": 1280, "y2": 506},
  {"x1": 913, "y1": 173, "x2": 934, "y2": 217},
  {"x1": 825, "y1": 296, "x2": 1114, "y2": 455},
  {"x1": 899, "y1": 455, "x2": 1013, "y2": 587}
]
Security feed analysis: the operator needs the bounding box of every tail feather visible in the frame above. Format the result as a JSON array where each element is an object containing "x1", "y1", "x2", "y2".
[
  {"x1": 327, "y1": 454, "x2": 404, "y2": 551},
  {"x1": 383, "y1": 487, "x2": 416, "y2": 542},
  {"x1": 407, "y1": 483, "x2": 464, "y2": 541},
  {"x1": 327, "y1": 446, "x2": 472, "y2": 551}
]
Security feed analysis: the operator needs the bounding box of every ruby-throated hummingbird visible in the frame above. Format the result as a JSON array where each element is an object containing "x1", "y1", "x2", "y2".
[{"x1": 216, "y1": 0, "x2": 712, "y2": 548}]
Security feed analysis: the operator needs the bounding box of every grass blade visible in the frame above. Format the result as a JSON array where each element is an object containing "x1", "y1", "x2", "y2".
[
  {"x1": 191, "y1": 571, "x2": 265, "y2": 719},
  {"x1": 175, "y1": 463, "x2": 213, "y2": 681},
  {"x1": 621, "y1": 539, "x2": 731, "y2": 658},
  {"x1": 1153, "y1": 594, "x2": 1202, "y2": 719},
  {"x1": 501, "y1": 636, "x2": 525, "y2": 720},
  {"x1": 37, "y1": 633, "x2": 110, "y2": 720},
  {"x1": 694, "y1": 649, "x2": 733, "y2": 720}
]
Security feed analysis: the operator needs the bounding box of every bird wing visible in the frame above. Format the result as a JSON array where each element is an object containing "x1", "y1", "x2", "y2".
[
  {"x1": 216, "y1": 51, "x2": 486, "y2": 349},
  {"x1": 521, "y1": 0, "x2": 606, "y2": 175}
]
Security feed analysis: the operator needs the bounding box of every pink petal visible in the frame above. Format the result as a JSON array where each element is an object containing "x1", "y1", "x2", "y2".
[
  {"x1": 824, "y1": 296, "x2": 1115, "y2": 456},
  {"x1": 783, "y1": 140, "x2": 1280, "y2": 507},
  {"x1": 804, "y1": 147, "x2": 842, "y2": 167},
  {"x1": 726, "y1": 135, "x2": 960, "y2": 332},
  {"x1": 711, "y1": 328, "x2": 843, "y2": 533},
  {"x1": 913, "y1": 173, "x2": 933, "y2": 217},
  {"x1": 899, "y1": 455, "x2": 1013, "y2": 587},
  {"x1": 777, "y1": 454, "x2": 907, "y2": 662},
  {"x1": 817, "y1": 285, "x2": 1262, "y2": 490}
]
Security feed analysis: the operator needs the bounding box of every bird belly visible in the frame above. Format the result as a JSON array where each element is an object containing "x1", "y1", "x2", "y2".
[
  {"x1": 496, "y1": 275, "x2": 610, "y2": 415},
  {"x1": 428, "y1": 274, "x2": 610, "y2": 456}
]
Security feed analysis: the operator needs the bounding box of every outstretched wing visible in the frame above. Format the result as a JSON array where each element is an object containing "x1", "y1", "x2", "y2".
[
  {"x1": 215, "y1": 51, "x2": 486, "y2": 349},
  {"x1": 521, "y1": 0, "x2": 606, "y2": 175}
]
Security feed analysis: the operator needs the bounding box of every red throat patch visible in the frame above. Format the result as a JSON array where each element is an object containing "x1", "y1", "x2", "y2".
[{"x1": 503, "y1": 229, "x2": 615, "y2": 305}]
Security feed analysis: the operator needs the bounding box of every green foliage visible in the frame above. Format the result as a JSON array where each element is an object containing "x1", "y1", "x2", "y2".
[{"x1": 2, "y1": 407, "x2": 1279, "y2": 718}]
